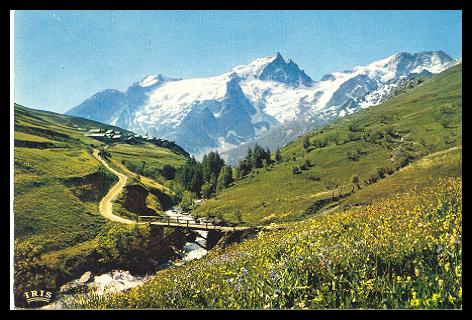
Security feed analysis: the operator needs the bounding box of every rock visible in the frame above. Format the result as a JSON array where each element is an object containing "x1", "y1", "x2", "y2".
[
  {"x1": 79, "y1": 271, "x2": 93, "y2": 284},
  {"x1": 59, "y1": 281, "x2": 79, "y2": 293}
]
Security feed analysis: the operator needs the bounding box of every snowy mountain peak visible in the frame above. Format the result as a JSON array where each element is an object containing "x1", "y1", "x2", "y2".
[
  {"x1": 231, "y1": 54, "x2": 279, "y2": 79},
  {"x1": 230, "y1": 52, "x2": 314, "y2": 87},
  {"x1": 67, "y1": 50, "x2": 456, "y2": 157},
  {"x1": 258, "y1": 53, "x2": 315, "y2": 87},
  {"x1": 385, "y1": 51, "x2": 454, "y2": 75},
  {"x1": 139, "y1": 75, "x2": 159, "y2": 87},
  {"x1": 137, "y1": 74, "x2": 178, "y2": 88}
]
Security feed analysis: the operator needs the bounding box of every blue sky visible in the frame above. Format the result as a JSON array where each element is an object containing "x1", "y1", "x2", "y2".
[{"x1": 14, "y1": 10, "x2": 462, "y2": 113}]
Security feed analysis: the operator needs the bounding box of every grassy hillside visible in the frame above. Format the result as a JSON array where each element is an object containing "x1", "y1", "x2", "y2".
[
  {"x1": 14, "y1": 103, "x2": 187, "y2": 241},
  {"x1": 13, "y1": 104, "x2": 189, "y2": 304},
  {"x1": 69, "y1": 146, "x2": 462, "y2": 309},
  {"x1": 14, "y1": 104, "x2": 117, "y2": 251},
  {"x1": 105, "y1": 143, "x2": 187, "y2": 220},
  {"x1": 194, "y1": 64, "x2": 462, "y2": 226}
]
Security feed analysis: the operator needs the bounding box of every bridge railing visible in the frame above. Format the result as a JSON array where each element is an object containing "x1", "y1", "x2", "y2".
[{"x1": 138, "y1": 215, "x2": 217, "y2": 227}]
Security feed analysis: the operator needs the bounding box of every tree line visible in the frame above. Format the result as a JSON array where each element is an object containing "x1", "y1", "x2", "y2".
[
  {"x1": 174, "y1": 144, "x2": 283, "y2": 207},
  {"x1": 175, "y1": 151, "x2": 233, "y2": 200}
]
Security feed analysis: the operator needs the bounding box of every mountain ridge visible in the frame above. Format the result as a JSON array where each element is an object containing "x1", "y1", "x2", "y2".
[{"x1": 66, "y1": 51, "x2": 456, "y2": 157}]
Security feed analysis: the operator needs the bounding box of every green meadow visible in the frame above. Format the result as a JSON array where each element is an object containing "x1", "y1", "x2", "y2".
[{"x1": 194, "y1": 64, "x2": 462, "y2": 226}]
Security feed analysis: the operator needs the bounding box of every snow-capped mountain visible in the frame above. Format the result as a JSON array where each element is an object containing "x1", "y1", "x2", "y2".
[{"x1": 66, "y1": 51, "x2": 455, "y2": 157}]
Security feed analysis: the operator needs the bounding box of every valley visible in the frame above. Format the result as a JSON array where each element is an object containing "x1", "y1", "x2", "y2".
[
  {"x1": 13, "y1": 61, "x2": 461, "y2": 310},
  {"x1": 13, "y1": 105, "x2": 190, "y2": 307},
  {"x1": 193, "y1": 64, "x2": 462, "y2": 225}
]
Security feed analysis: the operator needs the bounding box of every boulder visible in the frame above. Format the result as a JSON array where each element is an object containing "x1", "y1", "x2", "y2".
[{"x1": 79, "y1": 271, "x2": 93, "y2": 284}]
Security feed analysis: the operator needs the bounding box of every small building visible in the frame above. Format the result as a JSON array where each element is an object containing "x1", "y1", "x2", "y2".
[
  {"x1": 114, "y1": 130, "x2": 121, "y2": 135},
  {"x1": 112, "y1": 135, "x2": 122, "y2": 139},
  {"x1": 106, "y1": 129, "x2": 114, "y2": 134},
  {"x1": 88, "y1": 128, "x2": 102, "y2": 133}
]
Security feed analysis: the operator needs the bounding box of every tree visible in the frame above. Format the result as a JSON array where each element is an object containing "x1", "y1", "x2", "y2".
[
  {"x1": 179, "y1": 191, "x2": 196, "y2": 211},
  {"x1": 175, "y1": 157, "x2": 205, "y2": 197},
  {"x1": 201, "y1": 181, "x2": 215, "y2": 199},
  {"x1": 175, "y1": 157, "x2": 197, "y2": 190},
  {"x1": 244, "y1": 148, "x2": 254, "y2": 170},
  {"x1": 275, "y1": 148, "x2": 283, "y2": 163},
  {"x1": 238, "y1": 159, "x2": 251, "y2": 177},
  {"x1": 190, "y1": 168, "x2": 204, "y2": 197},
  {"x1": 253, "y1": 144, "x2": 266, "y2": 168},
  {"x1": 303, "y1": 136, "x2": 310, "y2": 149},
  {"x1": 232, "y1": 166, "x2": 241, "y2": 180},
  {"x1": 159, "y1": 165, "x2": 176, "y2": 180},
  {"x1": 202, "y1": 151, "x2": 224, "y2": 182},
  {"x1": 216, "y1": 165, "x2": 234, "y2": 193},
  {"x1": 265, "y1": 147, "x2": 272, "y2": 165}
]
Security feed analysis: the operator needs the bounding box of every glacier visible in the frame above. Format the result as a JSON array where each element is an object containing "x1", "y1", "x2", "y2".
[{"x1": 66, "y1": 50, "x2": 456, "y2": 158}]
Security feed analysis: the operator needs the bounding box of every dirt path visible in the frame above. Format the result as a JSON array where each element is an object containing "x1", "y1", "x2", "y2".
[{"x1": 92, "y1": 149, "x2": 140, "y2": 225}]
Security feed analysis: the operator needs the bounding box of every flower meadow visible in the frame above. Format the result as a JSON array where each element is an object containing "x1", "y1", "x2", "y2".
[{"x1": 69, "y1": 177, "x2": 462, "y2": 309}]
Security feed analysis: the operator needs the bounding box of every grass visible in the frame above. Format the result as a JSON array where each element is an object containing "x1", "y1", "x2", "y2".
[
  {"x1": 104, "y1": 142, "x2": 186, "y2": 220},
  {"x1": 108, "y1": 142, "x2": 186, "y2": 177},
  {"x1": 194, "y1": 64, "x2": 462, "y2": 226},
  {"x1": 68, "y1": 158, "x2": 462, "y2": 309},
  {"x1": 346, "y1": 146, "x2": 462, "y2": 206},
  {"x1": 13, "y1": 104, "x2": 189, "y2": 290},
  {"x1": 14, "y1": 105, "x2": 118, "y2": 262}
]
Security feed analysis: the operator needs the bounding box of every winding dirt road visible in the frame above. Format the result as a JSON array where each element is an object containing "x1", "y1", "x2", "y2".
[
  {"x1": 92, "y1": 149, "x2": 254, "y2": 231},
  {"x1": 93, "y1": 149, "x2": 139, "y2": 225}
]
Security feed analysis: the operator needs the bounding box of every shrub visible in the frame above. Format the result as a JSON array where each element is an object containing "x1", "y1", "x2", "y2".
[
  {"x1": 292, "y1": 167, "x2": 301, "y2": 174},
  {"x1": 377, "y1": 167, "x2": 388, "y2": 179},
  {"x1": 179, "y1": 191, "x2": 196, "y2": 211},
  {"x1": 158, "y1": 165, "x2": 176, "y2": 180},
  {"x1": 300, "y1": 159, "x2": 312, "y2": 170},
  {"x1": 303, "y1": 136, "x2": 310, "y2": 149}
]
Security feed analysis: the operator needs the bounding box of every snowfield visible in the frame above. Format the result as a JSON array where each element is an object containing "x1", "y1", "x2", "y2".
[{"x1": 67, "y1": 51, "x2": 457, "y2": 155}]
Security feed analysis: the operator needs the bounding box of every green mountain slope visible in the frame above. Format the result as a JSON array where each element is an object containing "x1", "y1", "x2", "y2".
[
  {"x1": 194, "y1": 64, "x2": 462, "y2": 226},
  {"x1": 14, "y1": 104, "x2": 123, "y2": 249},
  {"x1": 13, "y1": 104, "x2": 188, "y2": 304},
  {"x1": 71, "y1": 120, "x2": 462, "y2": 310}
]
